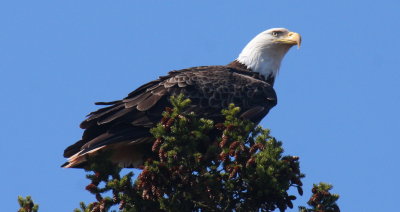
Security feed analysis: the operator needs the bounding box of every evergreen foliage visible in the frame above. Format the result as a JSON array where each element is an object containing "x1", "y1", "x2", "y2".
[
  {"x1": 18, "y1": 95, "x2": 340, "y2": 212},
  {"x1": 299, "y1": 183, "x2": 340, "y2": 212},
  {"x1": 17, "y1": 196, "x2": 39, "y2": 212}
]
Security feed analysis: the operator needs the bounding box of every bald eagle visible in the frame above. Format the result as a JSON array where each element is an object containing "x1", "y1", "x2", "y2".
[{"x1": 62, "y1": 28, "x2": 301, "y2": 168}]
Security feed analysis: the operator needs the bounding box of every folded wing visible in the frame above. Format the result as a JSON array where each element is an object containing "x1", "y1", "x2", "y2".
[{"x1": 62, "y1": 66, "x2": 277, "y2": 168}]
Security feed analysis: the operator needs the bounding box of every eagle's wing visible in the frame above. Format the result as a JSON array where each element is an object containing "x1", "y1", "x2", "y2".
[{"x1": 62, "y1": 66, "x2": 276, "y2": 168}]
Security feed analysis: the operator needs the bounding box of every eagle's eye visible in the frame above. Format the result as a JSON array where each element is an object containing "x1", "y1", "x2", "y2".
[{"x1": 271, "y1": 31, "x2": 280, "y2": 37}]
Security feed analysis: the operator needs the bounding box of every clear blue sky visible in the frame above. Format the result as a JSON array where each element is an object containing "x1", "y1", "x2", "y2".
[{"x1": 1, "y1": 1, "x2": 399, "y2": 211}]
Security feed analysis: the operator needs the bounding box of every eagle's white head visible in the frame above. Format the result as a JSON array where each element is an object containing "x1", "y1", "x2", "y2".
[{"x1": 236, "y1": 28, "x2": 301, "y2": 79}]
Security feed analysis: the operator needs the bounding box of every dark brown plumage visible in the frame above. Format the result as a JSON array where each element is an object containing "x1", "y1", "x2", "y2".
[
  {"x1": 62, "y1": 61, "x2": 277, "y2": 168},
  {"x1": 62, "y1": 27, "x2": 301, "y2": 168}
]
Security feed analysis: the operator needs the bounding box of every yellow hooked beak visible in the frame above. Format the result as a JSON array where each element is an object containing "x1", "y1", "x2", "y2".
[{"x1": 275, "y1": 32, "x2": 302, "y2": 49}]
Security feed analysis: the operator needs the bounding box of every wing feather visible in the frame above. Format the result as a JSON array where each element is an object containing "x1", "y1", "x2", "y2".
[{"x1": 136, "y1": 93, "x2": 164, "y2": 111}]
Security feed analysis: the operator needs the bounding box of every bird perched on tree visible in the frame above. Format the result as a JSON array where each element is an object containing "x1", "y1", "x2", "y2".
[{"x1": 62, "y1": 28, "x2": 301, "y2": 168}]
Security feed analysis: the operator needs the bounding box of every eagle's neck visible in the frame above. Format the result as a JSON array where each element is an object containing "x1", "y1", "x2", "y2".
[
  {"x1": 236, "y1": 38, "x2": 291, "y2": 80},
  {"x1": 227, "y1": 60, "x2": 275, "y2": 85}
]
